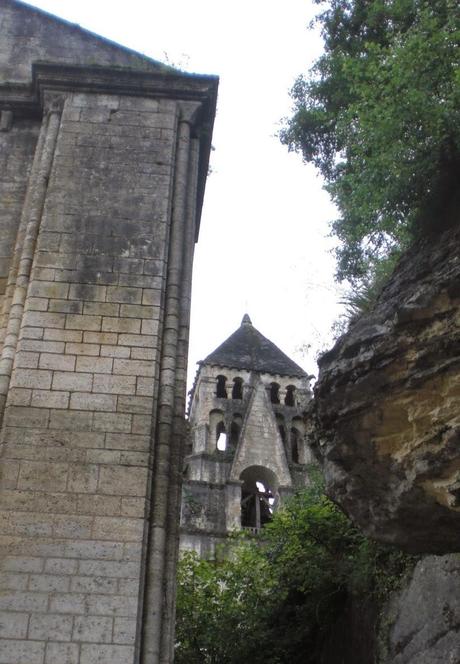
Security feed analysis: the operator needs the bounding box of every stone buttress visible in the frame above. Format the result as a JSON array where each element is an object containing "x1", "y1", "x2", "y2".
[{"x1": 0, "y1": 2, "x2": 217, "y2": 663}]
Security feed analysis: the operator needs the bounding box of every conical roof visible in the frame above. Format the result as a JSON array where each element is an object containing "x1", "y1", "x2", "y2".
[{"x1": 202, "y1": 315, "x2": 307, "y2": 378}]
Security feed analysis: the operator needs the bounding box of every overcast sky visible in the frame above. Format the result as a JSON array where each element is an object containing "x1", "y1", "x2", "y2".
[{"x1": 24, "y1": 0, "x2": 345, "y2": 388}]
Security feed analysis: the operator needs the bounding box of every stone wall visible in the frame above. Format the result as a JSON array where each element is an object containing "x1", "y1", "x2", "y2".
[{"x1": 0, "y1": 4, "x2": 217, "y2": 663}]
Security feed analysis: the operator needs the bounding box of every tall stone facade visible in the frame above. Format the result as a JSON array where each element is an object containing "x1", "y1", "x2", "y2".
[
  {"x1": 0, "y1": 2, "x2": 217, "y2": 663},
  {"x1": 180, "y1": 315, "x2": 313, "y2": 557}
]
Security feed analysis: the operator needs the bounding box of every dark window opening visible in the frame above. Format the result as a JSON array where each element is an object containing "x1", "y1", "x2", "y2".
[
  {"x1": 291, "y1": 427, "x2": 300, "y2": 464},
  {"x1": 270, "y1": 382, "x2": 280, "y2": 404},
  {"x1": 216, "y1": 375, "x2": 227, "y2": 399},
  {"x1": 285, "y1": 385, "x2": 296, "y2": 407},
  {"x1": 230, "y1": 421, "x2": 240, "y2": 448},
  {"x1": 279, "y1": 425, "x2": 286, "y2": 444},
  {"x1": 232, "y1": 377, "x2": 243, "y2": 400}
]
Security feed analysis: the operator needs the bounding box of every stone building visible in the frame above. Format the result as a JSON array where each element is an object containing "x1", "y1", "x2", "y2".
[
  {"x1": 180, "y1": 315, "x2": 313, "y2": 556},
  {"x1": 0, "y1": 2, "x2": 217, "y2": 663}
]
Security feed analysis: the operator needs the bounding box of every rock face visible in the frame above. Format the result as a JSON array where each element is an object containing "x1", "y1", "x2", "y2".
[
  {"x1": 380, "y1": 554, "x2": 460, "y2": 664},
  {"x1": 312, "y1": 223, "x2": 460, "y2": 553}
]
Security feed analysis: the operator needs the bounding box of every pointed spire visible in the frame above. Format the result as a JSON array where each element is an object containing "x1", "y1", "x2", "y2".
[{"x1": 241, "y1": 313, "x2": 252, "y2": 326}]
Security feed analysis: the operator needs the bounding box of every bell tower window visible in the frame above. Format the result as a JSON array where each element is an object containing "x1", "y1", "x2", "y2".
[
  {"x1": 285, "y1": 385, "x2": 296, "y2": 407},
  {"x1": 270, "y1": 382, "x2": 280, "y2": 404},
  {"x1": 232, "y1": 377, "x2": 243, "y2": 400},
  {"x1": 216, "y1": 375, "x2": 227, "y2": 398}
]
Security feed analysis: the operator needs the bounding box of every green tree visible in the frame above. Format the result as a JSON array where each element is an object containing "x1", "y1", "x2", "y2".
[
  {"x1": 281, "y1": 0, "x2": 460, "y2": 285},
  {"x1": 175, "y1": 481, "x2": 416, "y2": 663}
]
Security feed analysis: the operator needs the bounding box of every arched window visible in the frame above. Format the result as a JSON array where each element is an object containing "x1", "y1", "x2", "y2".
[
  {"x1": 285, "y1": 385, "x2": 296, "y2": 407},
  {"x1": 232, "y1": 377, "x2": 243, "y2": 400},
  {"x1": 216, "y1": 375, "x2": 227, "y2": 398},
  {"x1": 216, "y1": 421, "x2": 227, "y2": 451},
  {"x1": 270, "y1": 382, "x2": 280, "y2": 404},
  {"x1": 290, "y1": 427, "x2": 300, "y2": 464},
  {"x1": 230, "y1": 421, "x2": 240, "y2": 449}
]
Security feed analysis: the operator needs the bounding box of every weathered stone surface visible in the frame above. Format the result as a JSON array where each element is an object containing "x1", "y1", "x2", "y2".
[
  {"x1": 312, "y1": 223, "x2": 460, "y2": 553},
  {"x1": 380, "y1": 554, "x2": 460, "y2": 664}
]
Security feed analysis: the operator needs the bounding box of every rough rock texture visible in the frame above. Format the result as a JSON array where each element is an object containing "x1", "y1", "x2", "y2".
[
  {"x1": 313, "y1": 223, "x2": 460, "y2": 553},
  {"x1": 380, "y1": 554, "x2": 460, "y2": 664}
]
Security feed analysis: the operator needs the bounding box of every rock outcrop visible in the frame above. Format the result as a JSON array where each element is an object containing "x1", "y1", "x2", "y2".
[
  {"x1": 379, "y1": 554, "x2": 460, "y2": 664},
  {"x1": 312, "y1": 223, "x2": 460, "y2": 553}
]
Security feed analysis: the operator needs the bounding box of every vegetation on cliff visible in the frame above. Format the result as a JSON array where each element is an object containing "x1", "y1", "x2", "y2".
[
  {"x1": 281, "y1": 0, "x2": 460, "y2": 287},
  {"x1": 175, "y1": 479, "x2": 416, "y2": 664}
]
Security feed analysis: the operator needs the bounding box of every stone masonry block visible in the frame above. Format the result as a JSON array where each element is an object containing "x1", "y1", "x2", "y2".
[
  {"x1": 70, "y1": 392, "x2": 117, "y2": 412},
  {"x1": 80, "y1": 644, "x2": 135, "y2": 664},
  {"x1": 98, "y1": 466, "x2": 148, "y2": 497},
  {"x1": 92, "y1": 375, "x2": 136, "y2": 395},
  {"x1": 113, "y1": 617, "x2": 136, "y2": 645},
  {"x1": 67, "y1": 464, "x2": 99, "y2": 493},
  {"x1": 23, "y1": 311, "x2": 65, "y2": 329},
  {"x1": 73, "y1": 616, "x2": 113, "y2": 643},
  {"x1": 100, "y1": 345, "x2": 130, "y2": 358},
  {"x1": 0, "y1": 640, "x2": 45, "y2": 664},
  {"x1": 38, "y1": 353, "x2": 76, "y2": 371},
  {"x1": 91, "y1": 517, "x2": 143, "y2": 542},
  {"x1": 83, "y1": 302, "x2": 119, "y2": 316},
  {"x1": 28, "y1": 574, "x2": 70, "y2": 593},
  {"x1": 65, "y1": 314, "x2": 101, "y2": 331},
  {"x1": 70, "y1": 575, "x2": 118, "y2": 594},
  {"x1": 49, "y1": 410, "x2": 93, "y2": 432},
  {"x1": 0, "y1": 610, "x2": 29, "y2": 638},
  {"x1": 83, "y1": 332, "x2": 118, "y2": 345},
  {"x1": 106, "y1": 287, "x2": 142, "y2": 305},
  {"x1": 52, "y1": 372, "x2": 92, "y2": 392},
  {"x1": 48, "y1": 299, "x2": 83, "y2": 314},
  {"x1": 117, "y1": 395, "x2": 152, "y2": 414},
  {"x1": 101, "y1": 317, "x2": 141, "y2": 333},
  {"x1": 17, "y1": 461, "x2": 68, "y2": 492},
  {"x1": 113, "y1": 359, "x2": 154, "y2": 377},
  {"x1": 45, "y1": 643, "x2": 80, "y2": 664},
  {"x1": 93, "y1": 413, "x2": 132, "y2": 433},
  {"x1": 44, "y1": 558, "x2": 78, "y2": 575},
  {"x1": 31, "y1": 390, "x2": 69, "y2": 409},
  {"x1": 12, "y1": 369, "x2": 52, "y2": 390},
  {"x1": 65, "y1": 342, "x2": 100, "y2": 356},
  {"x1": 76, "y1": 356, "x2": 113, "y2": 374},
  {"x1": 44, "y1": 329, "x2": 82, "y2": 342},
  {"x1": 29, "y1": 613, "x2": 73, "y2": 641}
]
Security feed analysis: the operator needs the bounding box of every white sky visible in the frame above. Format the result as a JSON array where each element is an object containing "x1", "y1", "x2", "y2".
[{"x1": 24, "y1": 0, "x2": 345, "y2": 387}]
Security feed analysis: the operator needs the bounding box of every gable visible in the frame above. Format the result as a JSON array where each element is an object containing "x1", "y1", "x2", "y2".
[{"x1": 0, "y1": 0, "x2": 170, "y2": 83}]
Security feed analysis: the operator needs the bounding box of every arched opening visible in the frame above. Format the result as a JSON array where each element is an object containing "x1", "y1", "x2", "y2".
[
  {"x1": 232, "y1": 377, "x2": 243, "y2": 400},
  {"x1": 290, "y1": 427, "x2": 300, "y2": 463},
  {"x1": 270, "y1": 382, "x2": 280, "y2": 405},
  {"x1": 240, "y1": 466, "x2": 278, "y2": 532},
  {"x1": 285, "y1": 385, "x2": 296, "y2": 407},
  {"x1": 230, "y1": 414, "x2": 242, "y2": 449},
  {"x1": 216, "y1": 375, "x2": 227, "y2": 399},
  {"x1": 216, "y1": 421, "x2": 227, "y2": 451}
]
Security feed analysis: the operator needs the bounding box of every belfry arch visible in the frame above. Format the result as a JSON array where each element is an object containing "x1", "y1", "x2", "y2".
[{"x1": 240, "y1": 466, "x2": 278, "y2": 531}]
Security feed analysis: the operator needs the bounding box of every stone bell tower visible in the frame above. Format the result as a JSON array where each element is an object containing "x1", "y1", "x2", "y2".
[{"x1": 180, "y1": 315, "x2": 313, "y2": 556}]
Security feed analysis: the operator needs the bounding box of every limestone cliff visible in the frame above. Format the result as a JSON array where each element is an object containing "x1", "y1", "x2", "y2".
[{"x1": 312, "y1": 223, "x2": 460, "y2": 553}]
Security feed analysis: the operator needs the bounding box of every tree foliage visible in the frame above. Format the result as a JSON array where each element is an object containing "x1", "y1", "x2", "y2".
[
  {"x1": 175, "y1": 481, "x2": 416, "y2": 664},
  {"x1": 281, "y1": 0, "x2": 460, "y2": 284}
]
